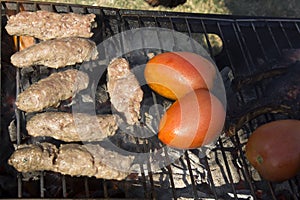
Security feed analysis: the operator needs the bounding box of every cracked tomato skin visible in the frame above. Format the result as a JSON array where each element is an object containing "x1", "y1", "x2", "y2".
[
  {"x1": 158, "y1": 88, "x2": 225, "y2": 149},
  {"x1": 245, "y1": 119, "x2": 300, "y2": 182},
  {"x1": 144, "y1": 52, "x2": 216, "y2": 100}
]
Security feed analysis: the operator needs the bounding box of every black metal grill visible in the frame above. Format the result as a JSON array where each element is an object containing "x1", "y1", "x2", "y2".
[{"x1": 1, "y1": 1, "x2": 300, "y2": 199}]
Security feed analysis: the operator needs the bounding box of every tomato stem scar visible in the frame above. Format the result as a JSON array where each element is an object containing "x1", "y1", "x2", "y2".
[{"x1": 257, "y1": 155, "x2": 264, "y2": 164}]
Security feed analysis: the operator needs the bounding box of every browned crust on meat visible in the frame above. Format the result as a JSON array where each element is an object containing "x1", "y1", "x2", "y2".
[
  {"x1": 26, "y1": 112, "x2": 118, "y2": 142},
  {"x1": 54, "y1": 144, "x2": 97, "y2": 177},
  {"x1": 11, "y1": 37, "x2": 98, "y2": 68},
  {"x1": 107, "y1": 58, "x2": 143, "y2": 125},
  {"x1": 15, "y1": 69, "x2": 89, "y2": 112},
  {"x1": 8, "y1": 143, "x2": 58, "y2": 173},
  {"x1": 85, "y1": 144, "x2": 133, "y2": 180},
  {"x1": 8, "y1": 143, "x2": 132, "y2": 180},
  {"x1": 6, "y1": 10, "x2": 96, "y2": 40}
]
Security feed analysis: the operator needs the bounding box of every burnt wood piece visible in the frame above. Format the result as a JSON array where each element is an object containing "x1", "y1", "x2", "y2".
[
  {"x1": 232, "y1": 48, "x2": 300, "y2": 91},
  {"x1": 227, "y1": 61, "x2": 300, "y2": 135}
]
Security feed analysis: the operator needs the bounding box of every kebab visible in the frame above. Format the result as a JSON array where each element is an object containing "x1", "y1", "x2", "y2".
[
  {"x1": 11, "y1": 37, "x2": 98, "y2": 69},
  {"x1": 8, "y1": 143, "x2": 133, "y2": 180},
  {"x1": 26, "y1": 112, "x2": 118, "y2": 142},
  {"x1": 15, "y1": 69, "x2": 89, "y2": 112},
  {"x1": 5, "y1": 10, "x2": 96, "y2": 41},
  {"x1": 107, "y1": 58, "x2": 143, "y2": 125}
]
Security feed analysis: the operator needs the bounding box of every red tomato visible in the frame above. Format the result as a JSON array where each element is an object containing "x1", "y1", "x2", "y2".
[
  {"x1": 144, "y1": 52, "x2": 216, "y2": 100},
  {"x1": 245, "y1": 119, "x2": 300, "y2": 182},
  {"x1": 158, "y1": 88, "x2": 225, "y2": 149}
]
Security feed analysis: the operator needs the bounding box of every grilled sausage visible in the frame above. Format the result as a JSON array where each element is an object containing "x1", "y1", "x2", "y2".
[
  {"x1": 107, "y1": 58, "x2": 143, "y2": 125},
  {"x1": 5, "y1": 10, "x2": 96, "y2": 40},
  {"x1": 11, "y1": 37, "x2": 98, "y2": 69},
  {"x1": 15, "y1": 69, "x2": 89, "y2": 112},
  {"x1": 26, "y1": 112, "x2": 118, "y2": 142},
  {"x1": 8, "y1": 143, "x2": 133, "y2": 180},
  {"x1": 55, "y1": 144, "x2": 97, "y2": 177},
  {"x1": 8, "y1": 143, "x2": 58, "y2": 173}
]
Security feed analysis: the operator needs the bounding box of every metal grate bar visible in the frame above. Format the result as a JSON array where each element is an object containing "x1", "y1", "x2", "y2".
[
  {"x1": 62, "y1": 176, "x2": 67, "y2": 197},
  {"x1": 84, "y1": 177, "x2": 89, "y2": 197},
  {"x1": 279, "y1": 21, "x2": 293, "y2": 48},
  {"x1": 217, "y1": 139, "x2": 238, "y2": 199},
  {"x1": 267, "y1": 182, "x2": 277, "y2": 200},
  {"x1": 288, "y1": 180, "x2": 299, "y2": 200},
  {"x1": 168, "y1": 17, "x2": 178, "y2": 50},
  {"x1": 133, "y1": 136, "x2": 150, "y2": 199},
  {"x1": 136, "y1": 14, "x2": 158, "y2": 199},
  {"x1": 233, "y1": 134, "x2": 257, "y2": 199},
  {"x1": 40, "y1": 172, "x2": 45, "y2": 197},
  {"x1": 216, "y1": 22, "x2": 236, "y2": 73},
  {"x1": 103, "y1": 180, "x2": 108, "y2": 198},
  {"x1": 266, "y1": 22, "x2": 282, "y2": 56},
  {"x1": 295, "y1": 22, "x2": 300, "y2": 34},
  {"x1": 154, "y1": 17, "x2": 166, "y2": 54},
  {"x1": 201, "y1": 157, "x2": 219, "y2": 199},
  {"x1": 184, "y1": 18, "x2": 197, "y2": 53},
  {"x1": 184, "y1": 151, "x2": 199, "y2": 199},
  {"x1": 17, "y1": 173, "x2": 22, "y2": 198},
  {"x1": 146, "y1": 159, "x2": 157, "y2": 199},
  {"x1": 200, "y1": 19, "x2": 214, "y2": 56},
  {"x1": 164, "y1": 147, "x2": 177, "y2": 200},
  {"x1": 11, "y1": 2, "x2": 23, "y2": 198},
  {"x1": 116, "y1": 10, "x2": 126, "y2": 56},
  {"x1": 235, "y1": 22, "x2": 255, "y2": 73},
  {"x1": 250, "y1": 22, "x2": 268, "y2": 61},
  {"x1": 166, "y1": 164, "x2": 177, "y2": 200},
  {"x1": 231, "y1": 22, "x2": 251, "y2": 73}
]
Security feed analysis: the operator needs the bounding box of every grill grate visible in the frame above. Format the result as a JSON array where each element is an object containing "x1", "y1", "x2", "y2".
[{"x1": 1, "y1": 1, "x2": 300, "y2": 199}]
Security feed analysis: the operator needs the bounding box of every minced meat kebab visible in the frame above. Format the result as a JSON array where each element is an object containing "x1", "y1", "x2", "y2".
[
  {"x1": 11, "y1": 37, "x2": 98, "y2": 68},
  {"x1": 5, "y1": 10, "x2": 96, "y2": 40},
  {"x1": 16, "y1": 69, "x2": 89, "y2": 112}
]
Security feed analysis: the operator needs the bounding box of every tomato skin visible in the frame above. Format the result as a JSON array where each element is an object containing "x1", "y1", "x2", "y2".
[
  {"x1": 158, "y1": 89, "x2": 225, "y2": 149},
  {"x1": 144, "y1": 52, "x2": 216, "y2": 100},
  {"x1": 245, "y1": 120, "x2": 300, "y2": 182}
]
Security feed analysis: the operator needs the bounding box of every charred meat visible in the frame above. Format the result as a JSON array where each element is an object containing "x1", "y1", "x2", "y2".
[
  {"x1": 26, "y1": 112, "x2": 118, "y2": 142},
  {"x1": 11, "y1": 37, "x2": 98, "y2": 69},
  {"x1": 8, "y1": 143, "x2": 133, "y2": 180},
  {"x1": 16, "y1": 69, "x2": 89, "y2": 112},
  {"x1": 107, "y1": 58, "x2": 143, "y2": 125},
  {"x1": 5, "y1": 10, "x2": 95, "y2": 40}
]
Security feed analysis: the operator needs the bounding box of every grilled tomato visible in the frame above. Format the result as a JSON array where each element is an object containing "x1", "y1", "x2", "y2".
[
  {"x1": 245, "y1": 119, "x2": 300, "y2": 182},
  {"x1": 158, "y1": 88, "x2": 225, "y2": 149},
  {"x1": 144, "y1": 51, "x2": 216, "y2": 100}
]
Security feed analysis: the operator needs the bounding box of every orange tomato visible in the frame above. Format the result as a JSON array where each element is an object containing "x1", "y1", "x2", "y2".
[
  {"x1": 245, "y1": 119, "x2": 300, "y2": 182},
  {"x1": 158, "y1": 88, "x2": 225, "y2": 149},
  {"x1": 144, "y1": 52, "x2": 216, "y2": 100}
]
